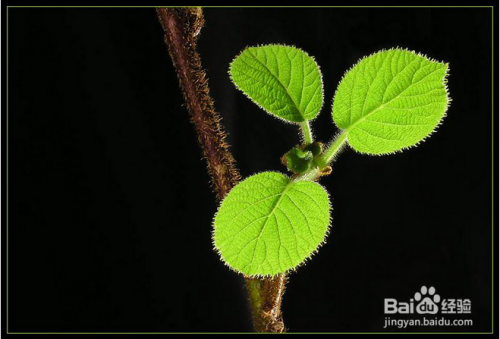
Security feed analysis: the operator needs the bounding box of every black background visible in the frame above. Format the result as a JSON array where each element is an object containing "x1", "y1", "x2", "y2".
[{"x1": 5, "y1": 4, "x2": 496, "y2": 334}]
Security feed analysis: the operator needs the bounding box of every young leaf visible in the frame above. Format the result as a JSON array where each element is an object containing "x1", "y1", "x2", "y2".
[
  {"x1": 213, "y1": 172, "x2": 330, "y2": 277},
  {"x1": 230, "y1": 45, "x2": 324, "y2": 123},
  {"x1": 285, "y1": 148, "x2": 314, "y2": 173},
  {"x1": 332, "y1": 49, "x2": 449, "y2": 155}
]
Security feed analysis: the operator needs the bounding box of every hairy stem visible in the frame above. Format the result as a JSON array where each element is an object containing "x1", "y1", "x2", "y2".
[
  {"x1": 246, "y1": 275, "x2": 287, "y2": 333},
  {"x1": 318, "y1": 131, "x2": 348, "y2": 166},
  {"x1": 156, "y1": 7, "x2": 238, "y2": 199},
  {"x1": 300, "y1": 121, "x2": 313, "y2": 144},
  {"x1": 156, "y1": 7, "x2": 286, "y2": 333}
]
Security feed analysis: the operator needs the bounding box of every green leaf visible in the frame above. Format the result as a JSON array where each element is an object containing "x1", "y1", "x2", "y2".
[
  {"x1": 332, "y1": 49, "x2": 449, "y2": 155},
  {"x1": 230, "y1": 45, "x2": 324, "y2": 123},
  {"x1": 213, "y1": 172, "x2": 330, "y2": 277}
]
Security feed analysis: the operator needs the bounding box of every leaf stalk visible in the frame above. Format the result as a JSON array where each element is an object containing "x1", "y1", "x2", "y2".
[
  {"x1": 318, "y1": 131, "x2": 348, "y2": 167},
  {"x1": 300, "y1": 121, "x2": 314, "y2": 144}
]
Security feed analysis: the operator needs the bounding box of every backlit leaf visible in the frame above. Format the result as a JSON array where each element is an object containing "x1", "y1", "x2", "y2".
[
  {"x1": 332, "y1": 49, "x2": 449, "y2": 155},
  {"x1": 213, "y1": 172, "x2": 330, "y2": 277},
  {"x1": 230, "y1": 45, "x2": 323, "y2": 123}
]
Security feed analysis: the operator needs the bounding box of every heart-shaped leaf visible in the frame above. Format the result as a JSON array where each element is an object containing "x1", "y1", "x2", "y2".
[
  {"x1": 332, "y1": 49, "x2": 449, "y2": 155},
  {"x1": 230, "y1": 45, "x2": 324, "y2": 123},
  {"x1": 213, "y1": 172, "x2": 330, "y2": 277}
]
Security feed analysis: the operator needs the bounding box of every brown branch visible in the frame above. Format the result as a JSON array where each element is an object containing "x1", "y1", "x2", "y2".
[
  {"x1": 246, "y1": 275, "x2": 287, "y2": 332},
  {"x1": 156, "y1": 7, "x2": 238, "y2": 199},
  {"x1": 156, "y1": 7, "x2": 286, "y2": 333}
]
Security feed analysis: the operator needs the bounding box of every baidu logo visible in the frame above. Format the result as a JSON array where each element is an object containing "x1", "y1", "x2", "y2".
[
  {"x1": 414, "y1": 286, "x2": 440, "y2": 314},
  {"x1": 384, "y1": 286, "x2": 470, "y2": 315}
]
